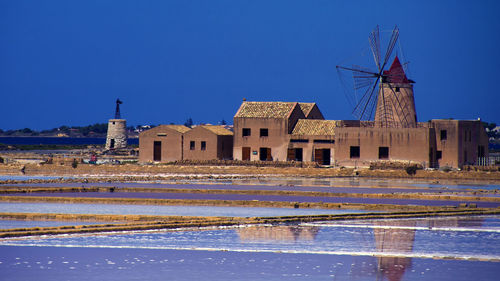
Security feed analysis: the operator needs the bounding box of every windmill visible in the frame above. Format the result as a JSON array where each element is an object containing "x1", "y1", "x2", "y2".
[{"x1": 336, "y1": 25, "x2": 417, "y2": 128}]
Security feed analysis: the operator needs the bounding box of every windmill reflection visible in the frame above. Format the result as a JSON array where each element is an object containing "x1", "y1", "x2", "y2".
[
  {"x1": 373, "y1": 220, "x2": 416, "y2": 281},
  {"x1": 373, "y1": 216, "x2": 484, "y2": 281},
  {"x1": 236, "y1": 217, "x2": 484, "y2": 281}
]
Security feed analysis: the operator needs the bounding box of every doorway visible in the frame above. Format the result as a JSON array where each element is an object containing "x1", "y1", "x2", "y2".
[
  {"x1": 287, "y1": 148, "x2": 303, "y2": 161},
  {"x1": 314, "y1": 149, "x2": 330, "y2": 165},
  {"x1": 259, "y1": 147, "x2": 272, "y2": 161},
  {"x1": 242, "y1": 147, "x2": 251, "y2": 161},
  {"x1": 153, "y1": 141, "x2": 162, "y2": 161}
]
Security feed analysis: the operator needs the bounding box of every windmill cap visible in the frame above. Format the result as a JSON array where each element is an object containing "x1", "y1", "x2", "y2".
[{"x1": 383, "y1": 56, "x2": 414, "y2": 83}]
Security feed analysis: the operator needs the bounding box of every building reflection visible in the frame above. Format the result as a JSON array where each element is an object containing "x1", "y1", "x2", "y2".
[
  {"x1": 237, "y1": 225, "x2": 319, "y2": 242},
  {"x1": 236, "y1": 217, "x2": 484, "y2": 281}
]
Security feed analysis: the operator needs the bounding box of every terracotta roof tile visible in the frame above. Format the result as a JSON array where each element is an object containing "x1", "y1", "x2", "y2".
[
  {"x1": 235, "y1": 102, "x2": 297, "y2": 118},
  {"x1": 298, "y1": 103, "x2": 315, "y2": 116},
  {"x1": 166, "y1": 125, "x2": 191, "y2": 133},
  {"x1": 291, "y1": 119, "x2": 339, "y2": 136},
  {"x1": 200, "y1": 125, "x2": 233, "y2": 135}
]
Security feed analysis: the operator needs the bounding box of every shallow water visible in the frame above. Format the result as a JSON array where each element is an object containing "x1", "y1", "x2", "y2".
[
  {"x1": 0, "y1": 220, "x2": 112, "y2": 229},
  {"x1": 0, "y1": 202, "x2": 370, "y2": 217},
  {"x1": 8, "y1": 191, "x2": 500, "y2": 208},
  {"x1": 3, "y1": 176, "x2": 499, "y2": 191},
  {"x1": 1, "y1": 246, "x2": 498, "y2": 281},
  {"x1": 1, "y1": 215, "x2": 499, "y2": 281}
]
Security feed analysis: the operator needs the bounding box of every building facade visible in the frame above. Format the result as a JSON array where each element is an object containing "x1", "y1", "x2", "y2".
[
  {"x1": 183, "y1": 125, "x2": 233, "y2": 161},
  {"x1": 139, "y1": 125, "x2": 233, "y2": 163},
  {"x1": 232, "y1": 101, "x2": 322, "y2": 161},
  {"x1": 139, "y1": 125, "x2": 190, "y2": 163}
]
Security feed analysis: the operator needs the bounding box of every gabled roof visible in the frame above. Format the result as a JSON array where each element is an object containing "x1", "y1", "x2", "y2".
[
  {"x1": 298, "y1": 103, "x2": 315, "y2": 116},
  {"x1": 234, "y1": 101, "x2": 298, "y2": 118},
  {"x1": 140, "y1": 124, "x2": 191, "y2": 136},
  {"x1": 163, "y1": 125, "x2": 191, "y2": 133},
  {"x1": 383, "y1": 56, "x2": 413, "y2": 84},
  {"x1": 198, "y1": 125, "x2": 233, "y2": 136},
  {"x1": 298, "y1": 102, "x2": 324, "y2": 119},
  {"x1": 291, "y1": 119, "x2": 339, "y2": 136}
]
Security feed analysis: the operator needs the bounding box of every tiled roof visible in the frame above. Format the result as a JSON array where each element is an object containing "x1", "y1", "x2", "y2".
[
  {"x1": 235, "y1": 102, "x2": 298, "y2": 118},
  {"x1": 298, "y1": 103, "x2": 315, "y2": 116},
  {"x1": 157, "y1": 125, "x2": 191, "y2": 134},
  {"x1": 200, "y1": 125, "x2": 233, "y2": 135},
  {"x1": 169, "y1": 125, "x2": 191, "y2": 133},
  {"x1": 291, "y1": 119, "x2": 339, "y2": 136}
]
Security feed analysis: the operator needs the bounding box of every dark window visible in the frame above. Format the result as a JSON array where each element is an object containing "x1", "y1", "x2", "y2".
[
  {"x1": 350, "y1": 146, "x2": 360, "y2": 158},
  {"x1": 378, "y1": 147, "x2": 389, "y2": 159},
  {"x1": 110, "y1": 139, "x2": 115, "y2": 149},
  {"x1": 313, "y1": 139, "x2": 335, "y2": 144},
  {"x1": 260, "y1": 128, "x2": 268, "y2": 137},
  {"x1": 190, "y1": 141, "x2": 195, "y2": 150},
  {"x1": 290, "y1": 139, "x2": 309, "y2": 143},
  {"x1": 440, "y1": 130, "x2": 447, "y2": 141},
  {"x1": 201, "y1": 141, "x2": 206, "y2": 151},
  {"x1": 395, "y1": 87, "x2": 400, "y2": 92},
  {"x1": 242, "y1": 128, "x2": 251, "y2": 137},
  {"x1": 436, "y1": 150, "x2": 442, "y2": 159}
]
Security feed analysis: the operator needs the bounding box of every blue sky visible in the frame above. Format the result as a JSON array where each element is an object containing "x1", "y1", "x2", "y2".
[{"x1": 1, "y1": 0, "x2": 499, "y2": 130}]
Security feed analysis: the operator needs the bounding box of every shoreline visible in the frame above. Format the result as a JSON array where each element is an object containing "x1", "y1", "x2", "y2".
[{"x1": 1, "y1": 163, "x2": 500, "y2": 182}]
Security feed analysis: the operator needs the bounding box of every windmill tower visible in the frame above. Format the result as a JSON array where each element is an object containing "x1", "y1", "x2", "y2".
[
  {"x1": 336, "y1": 25, "x2": 417, "y2": 128},
  {"x1": 375, "y1": 56, "x2": 417, "y2": 127},
  {"x1": 105, "y1": 99, "x2": 127, "y2": 150}
]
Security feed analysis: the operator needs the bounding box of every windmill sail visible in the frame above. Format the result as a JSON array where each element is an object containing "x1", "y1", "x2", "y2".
[{"x1": 336, "y1": 25, "x2": 417, "y2": 128}]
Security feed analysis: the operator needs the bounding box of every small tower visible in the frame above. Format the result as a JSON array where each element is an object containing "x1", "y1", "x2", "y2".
[
  {"x1": 375, "y1": 56, "x2": 417, "y2": 128},
  {"x1": 105, "y1": 99, "x2": 127, "y2": 150}
]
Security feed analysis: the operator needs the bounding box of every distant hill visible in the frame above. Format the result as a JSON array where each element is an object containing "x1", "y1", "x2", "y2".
[{"x1": 0, "y1": 123, "x2": 136, "y2": 138}]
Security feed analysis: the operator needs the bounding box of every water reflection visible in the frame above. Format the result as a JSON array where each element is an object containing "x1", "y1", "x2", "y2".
[
  {"x1": 238, "y1": 225, "x2": 319, "y2": 242},
  {"x1": 374, "y1": 220, "x2": 416, "y2": 281},
  {"x1": 237, "y1": 217, "x2": 485, "y2": 281}
]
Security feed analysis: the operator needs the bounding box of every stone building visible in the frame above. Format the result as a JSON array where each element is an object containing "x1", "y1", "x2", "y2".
[
  {"x1": 232, "y1": 101, "x2": 323, "y2": 161},
  {"x1": 431, "y1": 119, "x2": 489, "y2": 168},
  {"x1": 139, "y1": 125, "x2": 233, "y2": 163},
  {"x1": 138, "y1": 100, "x2": 488, "y2": 168},
  {"x1": 183, "y1": 125, "x2": 233, "y2": 161},
  {"x1": 333, "y1": 123, "x2": 437, "y2": 168},
  {"x1": 139, "y1": 125, "x2": 190, "y2": 163},
  {"x1": 288, "y1": 119, "x2": 338, "y2": 165},
  {"x1": 230, "y1": 100, "x2": 488, "y2": 169}
]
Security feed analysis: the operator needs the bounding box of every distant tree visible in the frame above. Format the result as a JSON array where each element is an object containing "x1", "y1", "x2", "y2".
[
  {"x1": 21, "y1": 128, "x2": 33, "y2": 134},
  {"x1": 484, "y1": 122, "x2": 498, "y2": 138},
  {"x1": 184, "y1": 118, "x2": 194, "y2": 128},
  {"x1": 220, "y1": 119, "x2": 227, "y2": 125}
]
